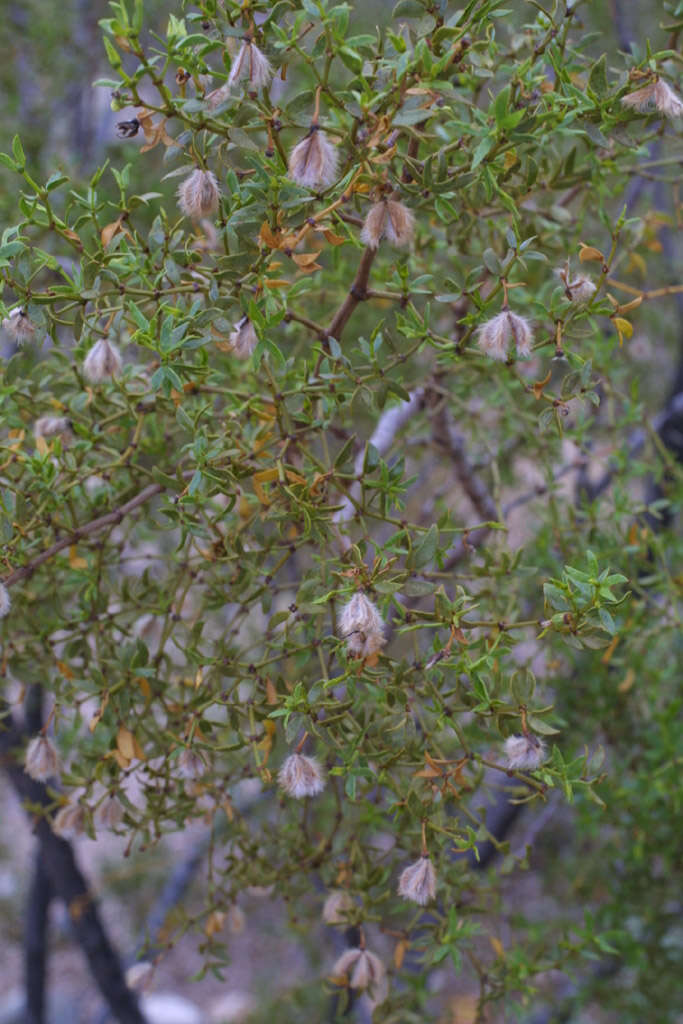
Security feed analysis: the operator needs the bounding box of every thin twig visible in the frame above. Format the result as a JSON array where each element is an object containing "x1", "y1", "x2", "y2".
[{"x1": 2, "y1": 482, "x2": 164, "y2": 587}]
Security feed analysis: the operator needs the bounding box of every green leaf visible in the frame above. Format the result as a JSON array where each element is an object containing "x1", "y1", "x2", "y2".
[
  {"x1": 12, "y1": 134, "x2": 25, "y2": 166},
  {"x1": 588, "y1": 54, "x2": 609, "y2": 98},
  {"x1": 471, "y1": 135, "x2": 494, "y2": 169},
  {"x1": 411, "y1": 524, "x2": 438, "y2": 569}
]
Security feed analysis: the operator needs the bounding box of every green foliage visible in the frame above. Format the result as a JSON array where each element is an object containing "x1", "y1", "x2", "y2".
[{"x1": 1, "y1": 0, "x2": 682, "y2": 1019}]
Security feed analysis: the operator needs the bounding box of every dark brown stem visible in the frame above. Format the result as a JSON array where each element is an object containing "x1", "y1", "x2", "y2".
[
  {"x1": 0, "y1": 711, "x2": 146, "y2": 1023},
  {"x1": 328, "y1": 246, "x2": 376, "y2": 341},
  {"x1": 25, "y1": 848, "x2": 51, "y2": 1024},
  {"x1": 3, "y1": 482, "x2": 163, "y2": 587}
]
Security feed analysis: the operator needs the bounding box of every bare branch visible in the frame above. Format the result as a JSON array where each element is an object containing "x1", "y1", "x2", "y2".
[{"x1": 333, "y1": 388, "x2": 426, "y2": 530}]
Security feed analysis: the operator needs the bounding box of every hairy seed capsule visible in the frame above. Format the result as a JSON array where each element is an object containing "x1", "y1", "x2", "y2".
[
  {"x1": 228, "y1": 316, "x2": 259, "y2": 359},
  {"x1": 361, "y1": 200, "x2": 415, "y2": 249},
  {"x1": 25, "y1": 735, "x2": 61, "y2": 782},
  {"x1": 228, "y1": 39, "x2": 272, "y2": 91},
  {"x1": 52, "y1": 801, "x2": 86, "y2": 840},
  {"x1": 504, "y1": 733, "x2": 547, "y2": 770},
  {"x1": 2, "y1": 307, "x2": 36, "y2": 344},
  {"x1": 397, "y1": 855, "x2": 437, "y2": 905},
  {"x1": 339, "y1": 593, "x2": 385, "y2": 659},
  {"x1": 83, "y1": 338, "x2": 122, "y2": 383},
  {"x1": 477, "y1": 310, "x2": 533, "y2": 361},
  {"x1": 94, "y1": 794, "x2": 125, "y2": 829},
  {"x1": 288, "y1": 127, "x2": 339, "y2": 190},
  {"x1": 278, "y1": 752, "x2": 326, "y2": 798},
  {"x1": 622, "y1": 79, "x2": 683, "y2": 119},
  {"x1": 322, "y1": 889, "x2": 354, "y2": 926},
  {"x1": 177, "y1": 168, "x2": 221, "y2": 219},
  {"x1": 332, "y1": 947, "x2": 387, "y2": 1003}
]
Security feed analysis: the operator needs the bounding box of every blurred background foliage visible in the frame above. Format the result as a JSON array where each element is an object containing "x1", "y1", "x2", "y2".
[{"x1": 0, "y1": 1, "x2": 682, "y2": 1023}]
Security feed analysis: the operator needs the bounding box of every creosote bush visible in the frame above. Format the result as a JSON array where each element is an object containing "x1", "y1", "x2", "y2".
[{"x1": 1, "y1": 0, "x2": 682, "y2": 1021}]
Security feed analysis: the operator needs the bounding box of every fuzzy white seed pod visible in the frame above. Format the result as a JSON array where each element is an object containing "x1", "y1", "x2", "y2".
[
  {"x1": 504, "y1": 733, "x2": 547, "y2": 770},
  {"x1": 361, "y1": 200, "x2": 415, "y2": 249},
  {"x1": 397, "y1": 855, "x2": 437, "y2": 905},
  {"x1": 206, "y1": 82, "x2": 231, "y2": 110},
  {"x1": 83, "y1": 338, "x2": 122, "y2": 383},
  {"x1": 2, "y1": 307, "x2": 36, "y2": 344},
  {"x1": 339, "y1": 592, "x2": 386, "y2": 660},
  {"x1": 322, "y1": 889, "x2": 354, "y2": 926},
  {"x1": 228, "y1": 316, "x2": 259, "y2": 359},
  {"x1": 228, "y1": 39, "x2": 272, "y2": 91},
  {"x1": 94, "y1": 794, "x2": 125, "y2": 830},
  {"x1": 288, "y1": 127, "x2": 339, "y2": 190},
  {"x1": 332, "y1": 948, "x2": 388, "y2": 1002},
  {"x1": 52, "y1": 801, "x2": 86, "y2": 840},
  {"x1": 0, "y1": 582, "x2": 10, "y2": 619},
  {"x1": 653, "y1": 80, "x2": 683, "y2": 118},
  {"x1": 278, "y1": 752, "x2": 326, "y2": 798},
  {"x1": 24, "y1": 735, "x2": 61, "y2": 782},
  {"x1": 622, "y1": 79, "x2": 683, "y2": 119},
  {"x1": 477, "y1": 310, "x2": 534, "y2": 361},
  {"x1": 177, "y1": 168, "x2": 221, "y2": 219},
  {"x1": 556, "y1": 263, "x2": 596, "y2": 305},
  {"x1": 125, "y1": 962, "x2": 155, "y2": 992},
  {"x1": 178, "y1": 748, "x2": 207, "y2": 780},
  {"x1": 567, "y1": 277, "x2": 596, "y2": 304},
  {"x1": 34, "y1": 416, "x2": 72, "y2": 442}
]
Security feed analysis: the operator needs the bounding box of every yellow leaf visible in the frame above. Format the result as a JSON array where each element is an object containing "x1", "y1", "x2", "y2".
[
  {"x1": 112, "y1": 749, "x2": 129, "y2": 770},
  {"x1": 489, "y1": 935, "x2": 505, "y2": 958},
  {"x1": 394, "y1": 939, "x2": 408, "y2": 970},
  {"x1": 285, "y1": 469, "x2": 307, "y2": 486},
  {"x1": 101, "y1": 217, "x2": 124, "y2": 248},
  {"x1": 579, "y1": 243, "x2": 604, "y2": 263},
  {"x1": 626, "y1": 251, "x2": 647, "y2": 277},
  {"x1": 447, "y1": 994, "x2": 478, "y2": 1024},
  {"x1": 600, "y1": 635, "x2": 619, "y2": 665},
  {"x1": 253, "y1": 466, "x2": 279, "y2": 488},
  {"x1": 291, "y1": 251, "x2": 322, "y2": 267},
  {"x1": 205, "y1": 911, "x2": 226, "y2": 937},
  {"x1": 259, "y1": 221, "x2": 280, "y2": 249},
  {"x1": 322, "y1": 229, "x2": 347, "y2": 246},
  {"x1": 69, "y1": 545, "x2": 88, "y2": 570},
  {"x1": 617, "y1": 295, "x2": 643, "y2": 314},
  {"x1": 618, "y1": 667, "x2": 636, "y2": 693},
  {"x1": 264, "y1": 278, "x2": 291, "y2": 288},
  {"x1": 136, "y1": 676, "x2": 152, "y2": 703},
  {"x1": 265, "y1": 679, "x2": 279, "y2": 705},
  {"x1": 532, "y1": 369, "x2": 552, "y2": 400},
  {"x1": 57, "y1": 660, "x2": 75, "y2": 680},
  {"x1": 35, "y1": 436, "x2": 49, "y2": 456},
  {"x1": 504, "y1": 149, "x2": 518, "y2": 170},
  {"x1": 612, "y1": 316, "x2": 633, "y2": 343},
  {"x1": 116, "y1": 725, "x2": 136, "y2": 763},
  {"x1": 8, "y1": 428, "x2": 25, "y2": 441},
  {"x1": 89, "y1": 691, "x2": 110, "y2": 733},
  {"x1": 61, "y1": 228, "x2": 83, "y2": 249}
]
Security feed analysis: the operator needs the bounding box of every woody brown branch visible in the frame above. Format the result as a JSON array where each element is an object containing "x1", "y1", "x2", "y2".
[
  {"x1": 3, "y1": 482, "x2": 164, "y2": 587},
  {"x1": 0, "y1": 708, "x2": 146, "y2": 1024}
]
